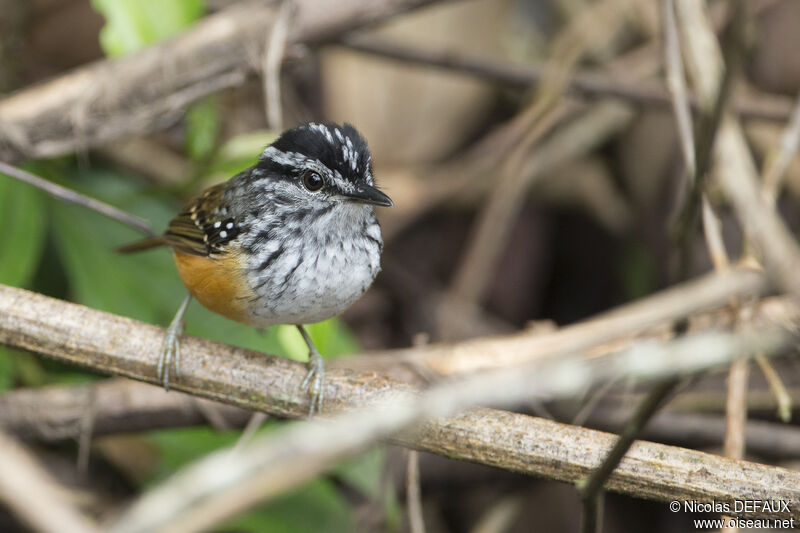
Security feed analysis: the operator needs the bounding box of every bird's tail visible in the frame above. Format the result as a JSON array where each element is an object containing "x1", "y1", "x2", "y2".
[{"x1": 117, "y1": 236, "x2": 168, "y2": 254}]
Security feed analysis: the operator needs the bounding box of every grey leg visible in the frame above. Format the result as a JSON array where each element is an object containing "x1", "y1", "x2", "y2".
[
  {"x1": 297, "y1": 324, "x2": 325, "y2": 417},
  {"x1": 157, "y1": 294, "x2": 192, "y2": 391}
]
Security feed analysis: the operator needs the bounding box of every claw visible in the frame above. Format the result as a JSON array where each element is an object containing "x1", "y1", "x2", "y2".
[
  {"x1": 158, "y1": 295, "x2": 191, "y2": 392},
  {"x1": 301, "y1": 351, "x2": 325, "y2": 418},
  {"x1": 157, "y1": 329, "x2": 181, "y2": 391}
]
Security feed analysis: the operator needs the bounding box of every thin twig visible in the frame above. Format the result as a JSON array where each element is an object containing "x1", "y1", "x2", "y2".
[
  {"x1": 676, "y1": 0, "x2": 800, "y2": 299},
  {"x1": 762, "y1": 91, "x2": 800, "y2": 207},
  {"x1": 264, "y1": 0, "x2": 295, "y2": 130},
  {"x1": 337, "y1": 36, "x2": 796, "y2": 124},
  {"x1": 578, "y1": 378, "x2": 682, "y2": 533},
  {"x1": 754, "y1": 354, "x2": 792, "y2": 422},
  {"x1": 0, "y1": 161, "x2": 156, "y2": 237},
  {"x1": 0, "y1": 429, "x2": 104, "y2": 533},
  {"x1": 406, "y1": 450, "x2": 426, "y2": 533}
]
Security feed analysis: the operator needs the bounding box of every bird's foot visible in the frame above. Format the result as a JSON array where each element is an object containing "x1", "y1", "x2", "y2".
[
  {"x1": 300, "y1": 350, "x2": 325, "y2": 418},
  {"x1": 157, "y1": 295, "x2": 191, "y2": 391},
  {"x1": 157, "y1": 321, "x2": 182, "y2": 391}
]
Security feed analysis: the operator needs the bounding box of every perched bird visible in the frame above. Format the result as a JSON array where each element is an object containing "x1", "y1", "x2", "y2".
[{"x1": 120, "y1": 122, "x2": 393, "y2": 415}]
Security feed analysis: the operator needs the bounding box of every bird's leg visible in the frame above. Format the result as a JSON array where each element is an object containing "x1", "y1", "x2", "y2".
[
  {"x1": 297, "y1": 324, "x2": 325, "y2": 417},
  {"x1": 158, "y1": 294, "x2": 192, "y2": 391}
]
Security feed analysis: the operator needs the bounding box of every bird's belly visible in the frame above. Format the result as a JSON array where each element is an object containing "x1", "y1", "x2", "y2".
[{"x1": 245, "y1": 240, "x2": 380, "y2": 326}]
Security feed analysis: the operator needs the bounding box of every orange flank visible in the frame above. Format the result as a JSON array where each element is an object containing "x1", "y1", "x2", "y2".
[{"x1": 172, "y1": 249, "x2": 251, "y2": 324}]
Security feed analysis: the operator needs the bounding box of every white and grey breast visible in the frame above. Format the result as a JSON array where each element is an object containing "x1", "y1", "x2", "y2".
[{"x1": 239, "y1": 201, "x2": 383, "y2": 326}]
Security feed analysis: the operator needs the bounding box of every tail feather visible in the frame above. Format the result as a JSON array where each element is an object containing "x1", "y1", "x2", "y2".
[{"x1": 117, "y1": 236, "x2": 168, "y2": 254}]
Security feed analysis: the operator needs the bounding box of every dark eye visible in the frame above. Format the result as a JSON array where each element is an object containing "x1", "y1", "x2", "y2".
[{"x1": 302, "y1": 171, "x2": 323, "y2": 192}]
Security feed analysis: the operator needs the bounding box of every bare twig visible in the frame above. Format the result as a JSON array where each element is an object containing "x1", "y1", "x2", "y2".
[
  {"x1": 724, "y1": 359, "x2": 749, "y2": 460},
  {"x1": 406, "y1": 450, "x2": 426, "y2": 533},
  {"x1": 263, "y1": 0, "x2": 295, "y2": 130},
  {"x1": 762, "y1": 92, "x2": 800, "y2": 207},
  {"x1": 754, "y1": 355, "x2": 792, "y2": 422},
  {"x1": 578, "y1": 378, "x2": 682, "y2": 533},
  {"x1": 0, "y1": 429, "x2": 104, "y2": 533},
  {"x1": 676, "y1": 0, "x2": 800, "y2": 298},
  {"x1": 0, "y1": 161, "x2": 156, "y2": 237},
  {"x1": 337, "y1": 37, "x2": 797, "y2": 124}
]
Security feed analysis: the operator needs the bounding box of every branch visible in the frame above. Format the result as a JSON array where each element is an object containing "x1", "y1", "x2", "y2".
[
  {"x1": 337, "y1": 36, "x2": 797, "y2": 124},
  {"x1": 360, "y1": 267, "x2": 769, "y2": 377},
  {"x1": 676, "y1": 0, "x2": 800, "y2": 299},
  {"x1": 0, "y1": 0, "x2": 458, "y2": 162},
  {"x1": 1, "y1": 283, "x2": 799, "y2": 530},
  {"x1": 0, "y1": 429, "x2": 103, "y2": 533}
]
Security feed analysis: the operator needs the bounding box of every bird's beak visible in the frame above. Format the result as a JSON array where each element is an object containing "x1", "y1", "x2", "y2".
[{"x1": 345, "y1": 184, "x2": 394, "y2": 207}]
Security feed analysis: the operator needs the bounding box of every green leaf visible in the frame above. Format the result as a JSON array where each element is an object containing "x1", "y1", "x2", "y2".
[
  {"x1": 0, "y1": 175, "x2": 47, "y2": 287},
  {"x1": 0, "y1": 347, "x2": 15, "y2": 391},
  {"x1": 185, "y1": 97, "x2": 221, "y2": 160},
  {"x1": 146, "y1": 426, "x2": 353, "y2": 533},
  {"x1": 333, "y1": 446, "x2": 386, "y2": 499},
  {"x1": 222, "y1": 479, "x2": 352, "y2": 533},
  {"x1": 91, "y1": 0, "x2": 205, "y2": 57},
  {"x1": 276, "y1": 318, "x2": 360, "y2": 362}
]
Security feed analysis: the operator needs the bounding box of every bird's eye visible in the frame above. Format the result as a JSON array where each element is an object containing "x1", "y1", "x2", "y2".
[{"x1": 302, "y1": 171, "x2": 324, "y2": 192}]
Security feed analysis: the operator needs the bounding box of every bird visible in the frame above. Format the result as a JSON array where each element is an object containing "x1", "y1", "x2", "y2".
[{"x1": 119, "y1": 122, "x2": 393, "y2": 416}]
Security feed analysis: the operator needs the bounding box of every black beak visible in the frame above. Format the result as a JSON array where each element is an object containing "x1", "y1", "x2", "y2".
[{"x1": 345, "y1": 184, "x2": 393, "y2": 207}]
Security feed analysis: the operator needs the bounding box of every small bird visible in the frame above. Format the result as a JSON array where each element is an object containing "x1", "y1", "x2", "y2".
[{"x1": 120, "y1": 122, "x2": 393, "y2": 415}]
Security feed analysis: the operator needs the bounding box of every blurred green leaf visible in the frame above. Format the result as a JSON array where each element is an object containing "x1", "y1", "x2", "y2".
[
  {"x1": 91, "y1": 0, "x2": 205, "y2": 57},
  {"x1": 277, "y1": 319, "x2": 360, "y2": 362},
  {"x1": 147, "y1": 426, "x2": 353, "y2": 533},
  {"x1": 621, "y1": 244, "x2": 655, "y2": 300},
  {"x1": 333, "y1": 446, "x2": 386, "y2": 499},
  {"x1": 185, "y1": 97, "x2": 221, "y2": 161},
  {"x1": 201, "y1": 130, "x2": 281, "y2": 184},
  {"x1": 0, "y1": 347, "x2": 15, "y2": 391},
  {"x1": 223, "y1": 479, "x2": 353, "y2": 533},
  {"x1": 0, "y1": 175, "x2": 47, "y2": 287}
]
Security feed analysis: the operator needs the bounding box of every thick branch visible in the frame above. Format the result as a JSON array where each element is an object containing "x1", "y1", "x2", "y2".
[
  {"x1": 0, "y1": 0, "x2": 456, "y2": 162},
  {"x1": 1, "y1": 283, "x2": 799, "y2": 524}
]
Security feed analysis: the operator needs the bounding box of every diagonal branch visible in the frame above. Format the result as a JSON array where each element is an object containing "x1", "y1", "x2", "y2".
[{"x1": 0, "y1": 0, "x2": 460, "y2": 163}]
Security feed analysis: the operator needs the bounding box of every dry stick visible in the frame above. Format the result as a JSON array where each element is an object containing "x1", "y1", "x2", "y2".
[
  {"x1": 443, "y1": 101, "x2": 632, "y2": 338},
  {"x1": 371, "y1": 267, "x2": 768, "y2": 377},
  {"x1": 0, "y1": 0, "x2": 460, "y2": 163},
  {"x1": 406, "y1": 450, "x2": 426, "y2": 533},
  {"x1": 751, "y1": 94, "x2": 800, "y2": 423},
  {"x1": 670, "y1": 5, "x2": 752, "y2": 532},
  {"x1": 576, "y1": 2, "x2": 745, "y2": 527},
  {"x1": 337, "y1": 37, "x2": 796, "y2": 124},
  {"x1": 0, "y1": 161, "x2": 156, "y2": 237},
  {"x1": 1, "y1": 285, "x2": 799, "y2": 530},
  {"x1": 579, "y1": 378, "x2": 682, "y2": 533},
  {"x1": 678, "y1": 0, "x2": 800, "y2": 299},
  {"x1": 0, "y1": 429, "x2": 104, "y2": 533},
  {"x1": 762, "y1": 91, "x2": 800, "y2": 207},
  {"x1": 263, "y1": 0, "x2": 295, "y2": 130}
]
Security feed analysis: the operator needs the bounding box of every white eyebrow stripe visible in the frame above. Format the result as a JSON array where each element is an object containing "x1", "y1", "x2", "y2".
[{"x1": 260, "y1": 146, "x2": 360, "y2": 192}]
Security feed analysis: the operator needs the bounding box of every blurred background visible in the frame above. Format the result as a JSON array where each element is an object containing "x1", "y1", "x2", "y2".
[{"x1": 1, "y1": 0, "x2": 799, "y2": 531}]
